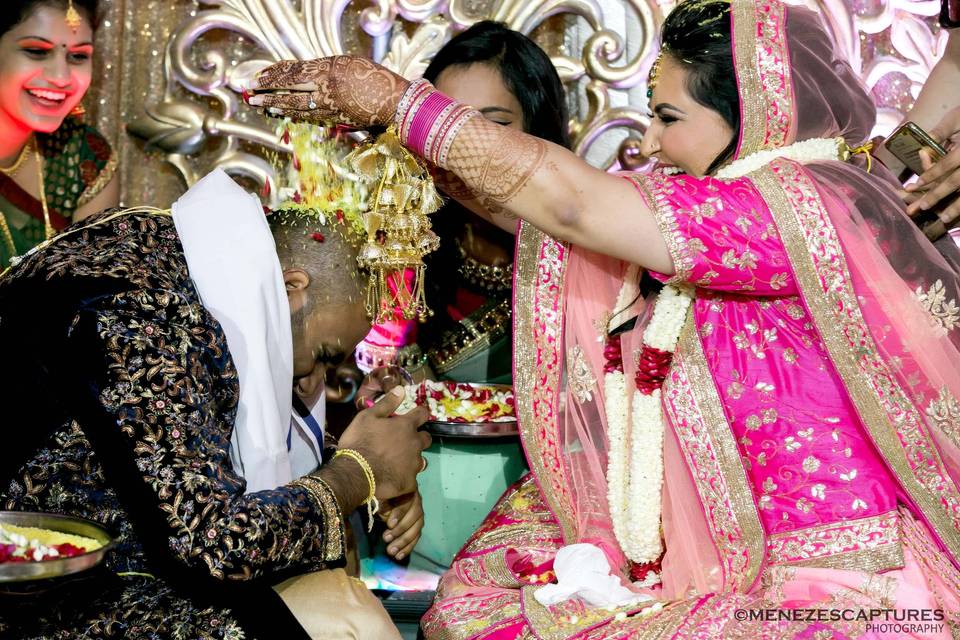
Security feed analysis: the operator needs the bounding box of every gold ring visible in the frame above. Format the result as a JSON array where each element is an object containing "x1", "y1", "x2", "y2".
[{"x1": 419, "y1": 457, "x2": 429, "y2": 473}]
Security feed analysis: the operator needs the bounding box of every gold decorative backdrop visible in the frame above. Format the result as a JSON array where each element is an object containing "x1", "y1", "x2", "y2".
[
  {"x1": 85, "y1": 0, "x2": 947, "y2": 208},
  {"x1": 87, "y1": 0, "x2": 200, "y2": 207}
]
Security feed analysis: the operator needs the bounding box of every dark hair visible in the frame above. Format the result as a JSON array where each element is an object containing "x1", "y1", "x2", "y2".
[
  {"x1": 420, "y1": 22, "x2": 571, "y2": 342},
  {"x1": 660, "y1": 0, "x2": 740, "y2": 174},
  {"x1": 424, "y1": 21, "x2": 571, "y2": 149},
  {"x1": 1, "y1": 0, "x2": 100, "y2": 37}
]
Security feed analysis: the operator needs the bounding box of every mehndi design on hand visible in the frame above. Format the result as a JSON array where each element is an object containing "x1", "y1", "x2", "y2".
[
  {"x1": 443, "y1": 119, "x2": 547, "y2": 217},
  {"x1": 251, "y1": 56, "x2": 407, "y2": 129}
]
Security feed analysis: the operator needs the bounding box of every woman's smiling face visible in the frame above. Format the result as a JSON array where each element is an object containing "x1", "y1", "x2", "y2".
[
  {"x1": 0, "y1": 5, "x2": 94, "y2": 134},
  {"x1": 639, "y1": 54, "x2": 736, "y2": 177}
]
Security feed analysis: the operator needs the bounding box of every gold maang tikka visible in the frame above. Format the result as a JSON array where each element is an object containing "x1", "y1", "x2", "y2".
[
  {"x1": 647, "y1": 51, "x2": 664, "y2": 99},
  {"x1": 65, "y1": 0, "x2": 83, "y2": 32}
]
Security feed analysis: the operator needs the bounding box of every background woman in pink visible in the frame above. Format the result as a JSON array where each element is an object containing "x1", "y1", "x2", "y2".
[{"x1": 250, "y1": 0, "x2": 960, "y2": 635}]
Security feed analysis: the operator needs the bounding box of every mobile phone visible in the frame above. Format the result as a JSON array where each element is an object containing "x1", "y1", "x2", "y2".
[
  {"x1": 942, "y1": 0, "x2": 960, "y2": 28},
  {"x1": 884, "y1": 122, "x2": 947, "y2": 176}
]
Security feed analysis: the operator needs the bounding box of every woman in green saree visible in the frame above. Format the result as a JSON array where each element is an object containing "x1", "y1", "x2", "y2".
[{"x1": 0, "y1": 0, "x2": 118, "y2": 269}]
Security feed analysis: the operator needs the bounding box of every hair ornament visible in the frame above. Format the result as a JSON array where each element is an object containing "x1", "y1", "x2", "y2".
[
  {"x1": 647, "y1": 51, "x2": 665, "y2": 98},
  {"x1": 65, "y1": 0, "x2": 83, "y2": 32}
]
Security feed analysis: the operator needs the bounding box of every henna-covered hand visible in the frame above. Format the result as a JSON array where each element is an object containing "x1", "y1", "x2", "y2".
[{"x1": 248, "y1": 55, "x2": 408, "y2": 129}]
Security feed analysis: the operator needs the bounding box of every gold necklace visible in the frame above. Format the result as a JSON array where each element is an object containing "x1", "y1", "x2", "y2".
[
  {"x1": 0, "y1": 209, "x2": 14, "y2": 261},
  {"x1": 35, "y1": 147, "x2": 54, "y2": 240},
  {"x1": 0, "y1": 144, "x2": 52, "y2": 265},
  {"x1": 0, "y1": 137, "x2": 33, "y2": 177}
]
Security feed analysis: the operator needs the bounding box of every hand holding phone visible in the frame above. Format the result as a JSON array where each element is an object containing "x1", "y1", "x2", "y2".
[
  {"x1": 885, "y1": 122, "x2": 947, "y2": 177},
  {"x1": 897, "y1": 111, "x2": 960, "y2": 237}
]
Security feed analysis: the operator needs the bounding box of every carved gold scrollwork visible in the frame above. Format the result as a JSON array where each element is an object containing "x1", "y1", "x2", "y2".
[
  {"x1": 129, "y1": 0, "x2": 661, "y2": 193},
  {"x1": 128, "y1": 0, "x2": 941, "y2": 193}
]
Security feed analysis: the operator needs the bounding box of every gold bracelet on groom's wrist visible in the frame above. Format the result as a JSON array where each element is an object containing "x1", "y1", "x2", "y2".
[{"x1": 333, "y1": 448, "x2": 380, "y2": 531}]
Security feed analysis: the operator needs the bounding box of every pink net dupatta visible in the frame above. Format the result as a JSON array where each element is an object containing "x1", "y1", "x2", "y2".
[
  {"x1": 513, "y1": 218, "x2": 724, "y2": 598},
  {"x1": 784, "y1": 160, "x2": 960, "y2": 564},
  {"x1": 730, "y1": 0, "x2": 960, "y2": 566},
  {"x1": 513, "y1": 222, "x2": 633, "y2": 573}
]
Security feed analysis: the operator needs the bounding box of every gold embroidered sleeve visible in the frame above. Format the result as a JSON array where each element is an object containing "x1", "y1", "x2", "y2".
[
  {"x1": 622, "y1": 173, "x2": 693, "y2": 284},
  {"x1": 71, "y1": 290, "x2": 344, "y2": 580},
  {"x1": 291, "y1": 475, "x2": 346, "y2": 563}
]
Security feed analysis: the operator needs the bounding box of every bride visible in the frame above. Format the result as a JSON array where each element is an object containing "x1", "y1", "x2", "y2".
[{"x1": 249, "y1": 1, "x2": 960, "y2": 635}]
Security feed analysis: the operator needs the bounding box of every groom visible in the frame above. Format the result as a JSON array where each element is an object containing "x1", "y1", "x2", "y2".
[{"x1": 0, "y1": 171, "x2": 429, "y2": 639}]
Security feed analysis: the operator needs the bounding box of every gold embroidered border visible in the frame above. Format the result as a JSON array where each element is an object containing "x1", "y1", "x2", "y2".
[
  {"x1": 666, "y1": 316, "x2": 766, "y2": 592},
  {"x1": 484, "y1": 550, "x2": 524, "y2": 588},
  {"x1": 730, "y1": 0, "x2": 793, "y2": 157},
  {"x1": 422, "y1": 592, "x2": 523, "y2": 640},
  {"x1": 583, "y1": 599, "x2": 700, "y2": 640},
  {"x1": 454, "y1": 550, "x2": 525, "y2": 589},
  {"x1": 776, "y1": 542, "x2": 904, "y2": 575},
  {"x1": 753, "y1": 159, "x2": 960, "y2": 562},
  {"x1": 514, "y1": 221, "x2": 576, "y2": 543},
  {"x1": 77, "y1": 153, "x2": 118, "y2": 209},
  {"x1": 522, "y1": 585, "x2": 639, "y2": 640},
  {"x1": 899, "y1": 505, "x2": 960, "y2": 606},
  {"x1": 623, "y1": 173, "x2": 693, "y2": 283},
  {"x1": 767, "y1": 510, "x2": 903, "y2": 573},
  {"x1": 670, "y1": 594, "x2": 748, "y2": 640},
  {"x1": 291, "y1": 475, "x2": 345, "y2": 563}
]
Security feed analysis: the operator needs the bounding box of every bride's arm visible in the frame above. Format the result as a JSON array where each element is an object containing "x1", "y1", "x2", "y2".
[
  {"x1": 249, "y1": 56, "x2": 674, "y2": 274},
  {"x1": 430, "y1": 114, "x2": 673, "y2": 273}
]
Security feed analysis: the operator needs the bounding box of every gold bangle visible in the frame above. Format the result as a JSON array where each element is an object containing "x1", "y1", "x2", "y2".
[{"x1": 333, "y1": 448, "x2": 380, "y2": 530}]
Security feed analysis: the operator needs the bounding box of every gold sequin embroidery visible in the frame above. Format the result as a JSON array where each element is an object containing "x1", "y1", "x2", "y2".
[
  {"x1": 915, "y1": 279, "x2": 960, "y2": 335},
  {"x1": 566, "y1": 345, "x2": 596, "y2": 404}
]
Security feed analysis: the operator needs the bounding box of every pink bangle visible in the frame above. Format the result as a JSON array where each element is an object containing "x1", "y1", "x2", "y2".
[
  {"x1": 407, "y1": 92, "x2": 452, "y2": 156},
  {"x1": 394, "y1": 79, "x2": 478, "y2": 167},
  {"x1": 396, "y1": 79, "x2": 431, "y2": 141}
]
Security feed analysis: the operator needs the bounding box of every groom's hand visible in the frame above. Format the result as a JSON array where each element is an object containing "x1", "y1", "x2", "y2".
[
  {"x1": 247, "y1": 55, "x2": 409, "y2": 130},
  {"x1": 338, "y1": 387, "x2": 430, "y2": 503}
]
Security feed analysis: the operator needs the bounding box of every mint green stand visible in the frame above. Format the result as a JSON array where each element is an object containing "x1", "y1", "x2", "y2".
[
  {"x1": 411, "y1": 333, "x2": 527, "y2": 570},
  {"x1": 412, "y1": 437, "x2": 527, "y2": 570}
]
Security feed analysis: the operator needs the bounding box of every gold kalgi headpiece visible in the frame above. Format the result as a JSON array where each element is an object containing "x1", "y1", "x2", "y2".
[{"x1": 273, "y1": 121, "x2": 443, "y2": 324}]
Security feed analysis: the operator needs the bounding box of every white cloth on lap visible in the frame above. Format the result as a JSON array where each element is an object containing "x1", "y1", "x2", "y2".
[{"x1": 535, "y1": 544, "x2": 653, "y2": 608}]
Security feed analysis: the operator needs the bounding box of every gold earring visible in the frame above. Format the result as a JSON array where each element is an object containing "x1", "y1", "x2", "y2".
[{"x1": 65, "y1": 0, "x2": 83, "y2": 32}]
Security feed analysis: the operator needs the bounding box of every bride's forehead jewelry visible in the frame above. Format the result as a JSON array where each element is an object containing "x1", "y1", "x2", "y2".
[
  {"x1": 647, "y1": 51, "x2": 664, "y2": 99},
  {"x1": 65, "y1": 0, "x2": 83, "y2": 32}
]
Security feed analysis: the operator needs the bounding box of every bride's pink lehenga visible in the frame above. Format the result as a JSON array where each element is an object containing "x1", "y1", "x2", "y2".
[{"x1": 422, "y1": 0, "x2": 960, "y2": 638}]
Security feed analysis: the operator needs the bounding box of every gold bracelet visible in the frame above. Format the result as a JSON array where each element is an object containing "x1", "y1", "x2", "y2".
[{"x1": 333, "y1": 448, "x2": 380, "y2": 530}]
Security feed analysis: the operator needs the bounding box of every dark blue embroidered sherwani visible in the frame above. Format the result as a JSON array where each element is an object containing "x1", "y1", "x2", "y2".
[{"x1": 0, "y1": 211, "x2": 344, "y2": 639}]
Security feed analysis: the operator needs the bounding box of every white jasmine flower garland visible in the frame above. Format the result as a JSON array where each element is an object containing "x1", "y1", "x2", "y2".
[
  {"x1": 604, "y1": 284, "x2": 693, "y2": 571},
  {"x1": 714, "y1": 137, "x2": 844, "y2": 180}
]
